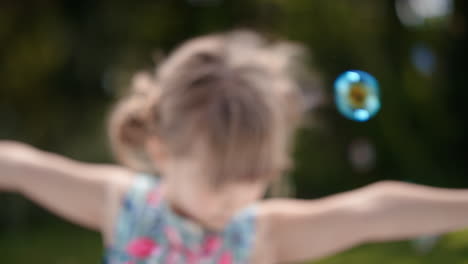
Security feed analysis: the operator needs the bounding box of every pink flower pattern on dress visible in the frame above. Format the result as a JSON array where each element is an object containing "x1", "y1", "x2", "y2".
[
  {"x1": 126, "y1": 237, "x2": 159, "y2": 259},
  {"x1": 218, "y1": 251, "x2": 233, "y2": 264},
  {"x1": 202, "y1": 235, "x2": 222, "y2": 256}
]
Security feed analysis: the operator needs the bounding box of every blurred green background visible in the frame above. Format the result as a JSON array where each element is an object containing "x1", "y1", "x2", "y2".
[{"x1": 1, "y1": 0, "x2": 467, "y2": 263}]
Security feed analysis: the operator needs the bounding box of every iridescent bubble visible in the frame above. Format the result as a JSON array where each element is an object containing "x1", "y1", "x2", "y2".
[{"x1": 334, "y1": 70, "x2": 381, "y2": 122}]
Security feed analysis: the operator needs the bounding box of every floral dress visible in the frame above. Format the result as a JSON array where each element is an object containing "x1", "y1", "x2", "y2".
[{"x1": 104, "y1": 174, "x2": 257, "y2": 264}]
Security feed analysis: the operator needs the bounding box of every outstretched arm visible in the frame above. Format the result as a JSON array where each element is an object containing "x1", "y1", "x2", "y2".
[
  {"x1": 256, "y1": 181, "x2": 468, "y2": 263},
  {"x1": 0, "y1": 140, "x2": 134, "y2": 243}
]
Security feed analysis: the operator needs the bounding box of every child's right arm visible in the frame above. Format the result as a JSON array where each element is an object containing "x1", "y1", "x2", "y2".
[
  {"x1": 256, "y1": 181, "x2": 468, "y2": 263},
  {"x1": 0, "y1": 140, "x2": 134, "y2": 243}
]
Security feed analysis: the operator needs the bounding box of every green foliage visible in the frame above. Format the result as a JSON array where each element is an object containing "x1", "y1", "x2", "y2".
[{"x1": 0, "y1": 220, "x2": 102, "y2": 264}]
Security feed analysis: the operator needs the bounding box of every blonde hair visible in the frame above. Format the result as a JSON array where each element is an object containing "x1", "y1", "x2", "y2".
[
  {"x1": 108, "y1": 30, "x2": 315, "y2": 186},
  {"x1": 108, "y1": 71, "x2": 157, "y2": 173},
  {"x1": 151, "y1": 31, "x2": 309, "y2": 184}
]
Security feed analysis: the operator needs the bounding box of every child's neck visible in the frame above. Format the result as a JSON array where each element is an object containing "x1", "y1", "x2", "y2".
[
  {"x1": 168, "y1": 199, "x2": 223, "y2": 231},
  {"x1": 160, "y1": 180, "x2": 232, "y2": 231},
  {"x1": 159, "y1": 158, "x2": 262, "y2": 231}
]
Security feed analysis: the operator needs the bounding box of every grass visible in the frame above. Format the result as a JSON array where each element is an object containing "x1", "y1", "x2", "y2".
[
  {"x1": 1, "y1": 221, "x2": 468, "y2": 264},
  {"x1": 312, "y1": 229, "x2": 468, "y2": 264}
]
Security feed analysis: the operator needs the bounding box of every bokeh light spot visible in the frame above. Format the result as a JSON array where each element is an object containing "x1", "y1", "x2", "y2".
[
  {"x1": 396, "y1": 0, "x2": 453, "y2": 28},
  {"x1": 411, "y1": 44, "x2": 437, "y2": 76}
]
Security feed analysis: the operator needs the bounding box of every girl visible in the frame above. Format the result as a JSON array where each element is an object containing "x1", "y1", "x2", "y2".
[{"x1": 1, "y1": 31, "x2": 468, "y2": 264}]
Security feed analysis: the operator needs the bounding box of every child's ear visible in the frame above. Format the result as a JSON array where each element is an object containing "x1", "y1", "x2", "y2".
[{"x1": 146, "y1": 135, "x2": 168, "y2": 170}]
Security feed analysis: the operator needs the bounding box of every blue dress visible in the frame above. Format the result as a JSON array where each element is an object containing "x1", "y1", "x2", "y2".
[{"x1": 104, "y1": 174, "x2": 257, "y2": 264}]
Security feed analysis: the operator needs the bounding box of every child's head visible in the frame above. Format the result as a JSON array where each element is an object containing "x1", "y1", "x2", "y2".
[{"x1": 143, "y1": 31, "x2": 309, "y2": 227}]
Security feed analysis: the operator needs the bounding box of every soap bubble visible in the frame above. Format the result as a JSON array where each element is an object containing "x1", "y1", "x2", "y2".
[{"x1": 334, "y1": 70, "x2": 381, "y2": 122}]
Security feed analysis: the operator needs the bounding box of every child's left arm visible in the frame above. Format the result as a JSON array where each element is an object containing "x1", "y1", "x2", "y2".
[{"x1": 256, "y1": 181, "x2": 468, "y2": 263}]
